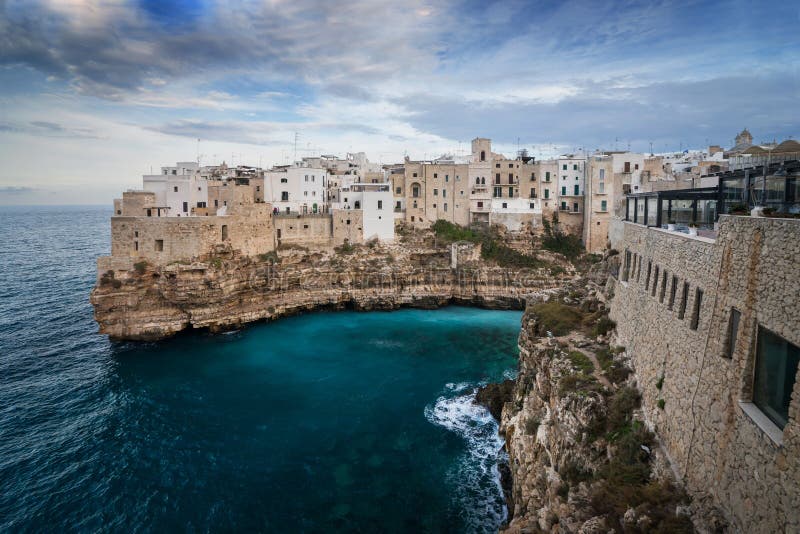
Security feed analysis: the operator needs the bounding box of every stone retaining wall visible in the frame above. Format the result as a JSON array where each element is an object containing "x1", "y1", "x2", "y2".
[{"x1": 609, "y1": 215, "x2": 800, "y2": 532}]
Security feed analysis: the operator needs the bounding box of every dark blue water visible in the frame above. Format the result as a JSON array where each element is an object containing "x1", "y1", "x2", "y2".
[{"x1": 0, "y1": 206, "x2": 522, "y2": 533}]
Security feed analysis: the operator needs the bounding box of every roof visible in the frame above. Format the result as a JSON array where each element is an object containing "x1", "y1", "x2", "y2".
[
  {"x1": 742, "y1": 145, "x2": 767, "y2": 155},
  {"x1": 772, "y1": 139, "x2": 800, "y2": 154}
]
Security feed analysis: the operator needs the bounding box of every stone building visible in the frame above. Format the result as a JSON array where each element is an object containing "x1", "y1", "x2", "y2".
[{"x1": 608, "y1": 215, "x2": 800, "y2": 532}]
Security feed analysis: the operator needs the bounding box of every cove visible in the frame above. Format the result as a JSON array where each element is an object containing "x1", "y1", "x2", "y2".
[{"x1": 5, "y1": 304, "x2": 521, "y2": 532}]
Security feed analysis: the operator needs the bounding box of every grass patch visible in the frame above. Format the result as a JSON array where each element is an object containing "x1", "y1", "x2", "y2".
[
  {"x1": 530, "y1": 301, "x2": 584, "y2": 336},
  {"x1": 568, "y1": 351, "x2": 594, "y2": 374},
  {"x1": 560, "y1": 372, "x2": 600, "y2": 396}
]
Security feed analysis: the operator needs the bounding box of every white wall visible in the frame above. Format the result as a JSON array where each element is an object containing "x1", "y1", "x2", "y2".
[{"x1": 265, "y1": 166, "x2": 327, "y2": 213}]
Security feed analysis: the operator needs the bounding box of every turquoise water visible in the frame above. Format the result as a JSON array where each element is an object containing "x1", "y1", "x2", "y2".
[{"x1": 0, "y1": 206, "x2": 522, "y2": 532}]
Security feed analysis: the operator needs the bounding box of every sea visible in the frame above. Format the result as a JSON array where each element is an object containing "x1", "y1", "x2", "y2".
[{"x1": 0, "y1": 205, "x2": 522, "y2": 533}]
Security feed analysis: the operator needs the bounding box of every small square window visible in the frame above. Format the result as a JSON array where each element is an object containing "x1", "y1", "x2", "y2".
[{"x1": 724, "y1": 308, "x2": 741, "y2": 359}]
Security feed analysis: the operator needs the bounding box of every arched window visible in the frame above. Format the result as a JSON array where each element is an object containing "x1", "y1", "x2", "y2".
[
  {"x1": 481, "y1": 177, "x2": 485, "y2": 185},
  {"x1": 480, "y1": 150, "x2": 486, "y2": 161},
  {"x1": 411, "y1": 183, "x2": 421, "y2": 198},
  {"x1": 475, "y1": 177, "x2": 480, "y2": 184}
]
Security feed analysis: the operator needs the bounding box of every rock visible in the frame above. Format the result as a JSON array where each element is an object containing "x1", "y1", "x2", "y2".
[{"x1": 475, "y1": 380, "x2": 515, "y2": 421}]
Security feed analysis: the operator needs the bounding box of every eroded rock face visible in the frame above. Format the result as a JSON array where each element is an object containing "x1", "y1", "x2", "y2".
[
  {"x1": 498, "y1": 284, "x2": 694, "y2": 534},
  {"x1": 91, "y1": 243, "x2": 571, "y2": 341}
]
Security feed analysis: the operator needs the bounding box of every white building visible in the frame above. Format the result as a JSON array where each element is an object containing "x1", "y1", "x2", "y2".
[
  {"x1": 264, "y1": 165, "x2": 327, "y2": 214},
  {"x1": 557, "y1": 155, "x2": 586, "y2": 213},
  {"x1": 334, "y1": 183, "x2": 394, "y2": 241},
  {"x1": 142, "y1": 161, "x2": 208, "y2": 216}
]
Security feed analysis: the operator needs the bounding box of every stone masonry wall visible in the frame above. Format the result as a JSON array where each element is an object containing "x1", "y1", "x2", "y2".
[
  {"x1": 608, "y1": 216, "x2": 800, "y2": 532},
  {"x1": 100, "y1": 204, "x2": 274, "y2": 270}
]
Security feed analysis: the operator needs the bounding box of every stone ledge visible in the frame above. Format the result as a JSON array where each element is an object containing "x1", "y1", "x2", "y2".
[{"x1": 738, "y1": 401, "x2": 784, "y2": 447}]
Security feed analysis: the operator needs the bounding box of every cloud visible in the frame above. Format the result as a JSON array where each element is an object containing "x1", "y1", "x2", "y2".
[
  {"x1": 0, "y1": 186, "x2": 37, "y2": 194},
  {"x1": 144, "y1": 119, "x2": 290, "y2": 146},
  {"x1": 394, "y1": 72, "x2": 800, "y2": 153},
  {"x1": 0, "y1": 120, "x2": 101, "y2": 138}
]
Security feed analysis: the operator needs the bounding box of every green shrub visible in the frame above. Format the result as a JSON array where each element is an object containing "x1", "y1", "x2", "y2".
[
  {"x1": 258, "y1": 251, "x2": 280, "y2": 264},
  {"x1": 606, "y1": 386, "x2": 641, "y2": 434},
  {"x1": 111, "y1": 279, "x2": 122, "y2": 289},
  {"x1": 335, "y1": 241, "x2": 356, "y2": 255},
  {"x1": 541, "y1": 212, "x2": 584, "y2": 260},
  {"x1": 560, "y1": 373, "x2": 600, "y2": 396},
  {"x1": 431, "y1": 219, "x2": 480, "y2": 243},
  {"x1": 133, "y1": 261, "x2": 148, "y2": 275},
  {"x1": 592, "y1": 316, "x2": 616, "y2": 337},
  {"x1": 480, "y1": 238, "x2": 544, "y2": 268},
  {"x1": 530, "y1": 301, "x2": 584, "y2": 336},
  {"x1": 656, "y1": 375, "x2": 664, "y2": 390},
  {"x1": 658, "y1": 399, "x2": 666, "y2": 410}
]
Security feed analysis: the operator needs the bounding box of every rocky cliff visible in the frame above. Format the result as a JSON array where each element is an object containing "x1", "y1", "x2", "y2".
[
  {"x1": 91, "y1": 241, "x2": 572, "y2": 341},
  {"x1": 489, "y1": 275, "x2": 695, "y2": 533}
]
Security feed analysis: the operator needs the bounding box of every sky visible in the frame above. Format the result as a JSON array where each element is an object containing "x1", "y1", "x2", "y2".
[{"x1": 0, "y1": 0, "x2": 798, "y2": 205}]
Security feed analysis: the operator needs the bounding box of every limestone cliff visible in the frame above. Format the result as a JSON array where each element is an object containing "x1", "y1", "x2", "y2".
[
  {"x1": 91, "y1": 241, "x2": 572, "y2": 341},
  {"x1": 493, "y1": 279, "x2": 695, "y2": 533}
]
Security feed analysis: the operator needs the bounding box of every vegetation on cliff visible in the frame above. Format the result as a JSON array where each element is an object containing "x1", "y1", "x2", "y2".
[{"x1": 495, "y1": 276, "x2": 694, "y2": 533}]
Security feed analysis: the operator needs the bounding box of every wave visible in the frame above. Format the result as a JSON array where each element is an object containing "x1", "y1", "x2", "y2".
[{"x1": 424, "y1": 387, "x2": 508, "y2": 533}]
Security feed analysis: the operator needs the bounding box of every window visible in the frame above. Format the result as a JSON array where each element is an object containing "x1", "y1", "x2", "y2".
[
  {"x1": 495, "y1": 173, "x2": 501, "y2": 183},
  {"x1": 214, "y1": 199, "x2": 218, "y2": 207},
  {"x1": 146, "y1": 209, "x2": 152, "y2": 217},
  {"x1": 561, "y1": 201, "x2": 567, "y2": 210},
  {"x1": 173, "y1": 186, "x2": 178, "y2": 192},
  {"x1": 444, "y1": 203, "x2": 448, "y2": 212},
  {"x1": 197, "y1": 202, "x2": 206, "y2": 208},
  {"x1": 281, "y1": 192, "x2": 289, "y2": 201},
  {"x1": 480, "y1": 150, "x2": 485, "y2": 161},
  {"x1": 134, "y1": 231, "x2": 139, "y2": 237},
  {"x1": 183, "y1": 201, "x2": 188, "y2": 213},
  {"x1": 659, "y1": 271, "x2": 667, "y2": 302},
  {"x1": 281, "y1": 178, "x2": 288, "y2": 183},
  {"x1": 508, "y1": 187, "x2": 513, "y2": 197},
  {"x1": 377, "y1": 200, "x2": 383, "y2": 210},
  {"x1": 413, "y1": 172, "x2": 418, "y2": 177},
  {"x1": 508, "y1": 173, "x2": 514, "y2": 183},
  {"x1": 396, "y1": 187, "x2": 401, "y2": 194},
  {"x1": 433, "y1": 189, "x2": 438, "y2": 196},
  {"x1": 477, "y1": 201, "x2": 483, "y2": 208},
  {"x1": 562, "y1": 164, "x2": 567, "y2": 170},
  {"x1": 690, "y1": 288, "x2": 703, "y2": 330},
  {"x1": 531, "y1": 172, "x2": 535, "y2": 180},
  {"x1": 442, "y1": 190, "x2": 446, "y2": 198},
  {"x1": 651, "y1": 266, "x2": 659, "y2": 296},
  {"x1": 493, "y1": 187, "x2": 502, "y2": 198},
  {"x1": 725, "y1": 308, "x2": 741, "y2": 358},
  {"x1": 599, "y1": 183, "x2": 605, "y2": 194},
  {"x1": 434, "y1": 173, "x2": 438, "y2": 178},
  {"x1": 412, "y1": 185, "x2": 420, "y2": 198},
  {"x1": 529, "y1": 203, "x2": 534, "y2": 209},
  {"x1": 753, "y1": 327, "x2": 800, "y2": 429},
  {"x1": 573, "y1": 202, "x2": 578, "y2": 212},
  {"x1": 502, "y1": 202, "x2": 507, "y2": 208},
  {"x1": 561, "y1": 186, "x2": 567, "y2": 196},
  {"x1": 622, "y1": 250, "x2": 631, "y2": 281},
  {"x1": 413, "y1": 200, "x2": 418, "y2": 208},
  {"x1": 354, "y1": 201, "x2": 360, "y2": 209},
  {"x1": 668, "y1": 275, "x2": 677, "y2": 309},
  {"x1": 395, "y1": 201, "x2": 401, "y2": 210},
  {"x1": 495, "y1": 163, "x2": 500, "y2": 168},
  {"x1": 545, "y1": 171, "x2": 550, "y2": 181},
  {"x1": 544, "y1": 189, "x2": 549, "y2": 199},
  {"x1": 445, "y1": 175, "x2": 449, "y2": 182},
  {"x1": 601, "y1": 200, "x2": 607, "y2": 211},
  {"x1": 573, "y1": 164, "x2": 578, "y2": 170},
  {"x1": 574, "y1": 184, "x2": 580, "y2": 195},
  {"x1": 305, "y1": 175, "x2": 309, "y2": 181},
  {"x1": 221, "y1": 225, "x2": 228, "y2": 241},
  {"x1": 645, "y1": 261, "x2": 652, "y2": 289},
  {"x1": 635, "y1": 164, "x2": 639, "y2": 170},
  {"x1": 155, "y1": 239, "x2": 163, "y2": 252},
  {"x1": 303, "y1": 224, "x2": 309, "y2": 229},
  {"x1": 346, "y1": 219, "x2": 351, "y2": 225},
  {"x1": 304, "y1": 191, "x2": 308, "y2": 196},
  {"x1": 530, "y1": 188, "x2": 536, "y2": 198},
  {"x1": 256, "y1": 186, "x2": 260, "y2": 192},
  {"x1": 599, "y1": 169, "x2": 605, "y2": 180}
]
